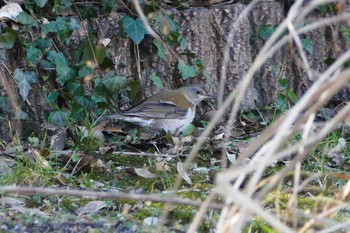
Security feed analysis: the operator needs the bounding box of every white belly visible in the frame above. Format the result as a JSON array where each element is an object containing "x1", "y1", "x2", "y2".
[{"x1": 157, "y1": 108, "x2": 195, "y2": 134}]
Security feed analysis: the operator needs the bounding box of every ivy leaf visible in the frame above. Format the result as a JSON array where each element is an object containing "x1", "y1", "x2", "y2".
[
  {"x1": 340, "y1": 26, "x2": 350, "y2": 42},
  {"x1": 17, "y1": 12, "x2": 36, "y2": 26},
  {"x1": 34, "y1": 0, "x2": 48, "y2": 8},
  {"x1": 71, "y1": 103, "x2": 86, "y2": 121},
  {"x1": 178, "y1": 60, "x2": 196, "y2": 80},
  {"x1": 81, "y1": 44, "x2": 106, "y2": 65},
  {"x1": 74, "y1": 95, "x2": 90, "y2": 107},
  {"x1": 301, "y1": 38, "x2": 314, "y2": 54},
  {"x1": 15, "y1": 109, "x2": 28, "y2": 120},
  {"x1": 129, "y1": 80, "x2": 140, "y2": 103},
  {"x1": 0, "y1": 96, "x2": 11, "y2": 112},
  {"x1": 34, "y1": 38, "x2": 52, "y2": 50},
  {"x1": 153, "y1": 39, "x2": 166, "y2": 60},
  {"x1": 47, "y1": 51, "x2": 76, "y2": 85},
  {"x1": 0, "y1": 28, "x2": 16, "y2": 49},
  {"x1": 78, "y1": 66, "x2": 94, "y2": 78},
  {"x1": 91, "y1": 85, "x2": 107, "y2": 103},
  {"x1": 13, "y1": 68, "x2": 37, "y2": 100},
  {"x1": 43, "y1": 17, "x2": 67, "y2": 34},
  {"x1": 56, "y1": 64, "x2": 76, "y2": 85},
  {"x1": 102, "y1": 72, "x2": 126, "y2": 93},
  {"x1": 182, "y1": 124, "x2": 195, "y2": 136},
  {"x1": 151, "y1": 73, "x2": 163, "y2": 89},
  {"x1": 48, "y1": 110, "x2": 70, "y2": 126},
  {"x1": 46, "y1": 91, "x2": 58, "y2": 103},
  {"x1": 259, "y1": 24, "x2": 277, "y2": 40},
  {"x1": 178, "y1": 35, "x2": 187, "y2": 51},
  {"x1": 101, "y1": 0, "x2": 116, "y2": 12},
  {"x1": 121, "y1": 16, "x2": 148, "y2": 44},
  {"x1": 68, "y1": 81, "x2": 84, "y2": 96},
  {"x1": 27, "y1": 46, "x2": 42, "y2": 67}
]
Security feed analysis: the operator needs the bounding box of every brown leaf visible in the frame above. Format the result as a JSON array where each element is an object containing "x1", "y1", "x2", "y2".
[{"x1": 75, "y1": 201, "x2": 107, "y2": 216}]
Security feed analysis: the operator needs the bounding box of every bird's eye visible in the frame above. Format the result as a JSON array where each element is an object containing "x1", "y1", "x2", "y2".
[{"x1": 196, "y1": 90, "x2": 201, "y2": 95}]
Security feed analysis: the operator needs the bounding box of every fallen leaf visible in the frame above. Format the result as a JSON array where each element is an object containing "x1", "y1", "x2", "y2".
[
  {"x1": 0, "y1": 3, "x2": 22, "y2": 22},
  {"x1": 177, "y1": 162, "x2": 192, "y2": 185},
  {"x1": 75, "y1": 201, "x2": 107, "y2": 215},
  {"x1": 134, "y1": 168, "x2": 157, "y2": 178},
  {"x1": 0, "y1": 197, "x2": 25, "y2": 207},
  {"x1": 12, "y1": 207, "x2": 49, "y2": 217},
  {"x1": 143, "y1": 217, "x2": 160, "y2": 226}
]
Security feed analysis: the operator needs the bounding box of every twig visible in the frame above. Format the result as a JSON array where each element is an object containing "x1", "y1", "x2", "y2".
[{"x1": 0, "y1": 186, "x2": 223, "y2": 210}]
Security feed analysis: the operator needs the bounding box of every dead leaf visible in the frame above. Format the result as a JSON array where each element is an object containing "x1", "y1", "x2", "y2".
[
  {"x1": 0, "y1": 197, "x2": 25, "y2": 207},
  {"x1": 12, "y1": 206, "x2": 49, "y2": 217},
  {"x1": 50, "y1": 129, "x2": 66, "y2": 151},
  {"x1": 97, "y1": 38, "x2": 111, "y2": 47},
  {"x1": 155, "y1": 161, "x2": 170, "y2": 171},
  {"x1": 99, "y1": 146, "x2": 114, "y2": 155},
  {"x1": 327, "y1": 137, "x2": 346, "y2": 167},
  {"x1": 143, "y1": 216, "x2": 160, "y2": 226},
  {"x1": 75, "y1": 201, "x2": 107, "y2": 215},
  {"x1": 0, "y1": 3, "x2": 22, "y2": 22},
  {"x1": 177, "y1": 162, "x2": 192, "y2": 185},
  {"x1": 134, "y1": 168, "x2": 157, "y2": 178}
]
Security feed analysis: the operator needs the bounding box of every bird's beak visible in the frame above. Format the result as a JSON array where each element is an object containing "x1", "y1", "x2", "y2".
[{"x1": 201, "y1": 93, "x2": 217, "y2": 100}]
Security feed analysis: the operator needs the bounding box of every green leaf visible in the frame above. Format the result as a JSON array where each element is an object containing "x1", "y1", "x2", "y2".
[
  {"x1": 0, "y1": 96, "x2": 11, "y2": 112},
  {"x1": 13, "y1": 68, "x2": 38, "y2": 100},
  {"x1": 68, "y1": 81, "x2": 84, "y2": 95},
  {"x1": 129, "y1": 80, "x2": 140, "y2": 102},
  {"x1": 81, "y1": 44, "x2": 106, "y2": 65},
  {"x1": 287, "y1": 90, "x2": 298, "y2": 103},
  {"x1": 43, "y1": 17, "x2": 67, "y2": 34},
  {"x1": 71, "y1": 103, "x2": 86, "y2": 121},
  {"x1": 47, "y1": 50, "x2": 68, "y2": 65},
  {"x1": 276, "y1": 93, "x2": 287, "y2": 110},
  {"x1": 27, "y1": 46, "x2": 42, "y2": 67},
  {"x1": 74, "y1": 95, "x2": 90, "y2": 107},
  {"x1": 259, "y1": 24, "x2": 277, "y2": 40},
  {"x1": 340, "y1": 26, "x2": 350, "y2": 42},
  {"x1": 278, "y1": 78, "x2": 288, "y2": 90},
  {"x1": 151, "y1": 73, "x2": 163, "y2": 89},
  {"x1": 56, "y1": 64, "x2": 76, "y2": 85},
  {"x1": 17, "y1": 12, "x2": 36, "y2": 26},
  {"x1": 121, "y1": 16, "x2": 148, "y2": 44},
  {"x1": 78, "y1": 7, "x2": 97, "y2": 19},
  {"x1": 182, "y1": 124, "x2": 195, "y2": 136},
  {"x1": 67, "y1": 18, "x2": 79, "y2": 30},
  {"x1": 48, "y1": 110, "x2": 69, "y2": 126},
  {"x1": 178, "y1": 60, "x2": 196, "y2": 80},
  {"x1": 46, "y1": 91, "x2": 58, "y2": 103},
  {"x1": 153, "y1": 39, "x2": 166, "y2": 60},
  {"x1": 301, "y1": 38, "x2": 314, "y2": 54},
  {"x1": 178, "y1": 35, "x2": 187, "y2": 51},
  {"x1": 34, "y1": 38, "x2": 52, "y2": 50},
  {"x1": 78, "y1": 66, "x2": 94, "y2": 78},
  {"x1": 91, "y1": 86, "x2": 107, "y2": 103},
  {"x1": 102, "y1": 72, "x2": 126, "y2": 93},
  {"x1": 200, "y1": 120, "x2": 209, "y2": 128},
  {"x1": 15, "y1": 109, "x2": 28, "y2": 120},
  {"x1": 34, "y1": 0, "x2": 48, "y2": 7},
  {"x1": 0, "y1": 29, "x2": 16, "y2": 49},
  {"x1": 101, "y1": 0, "x2": 116, "y2": 12},
  {"x1": 166, "y1": 16, "x2": 180, "y2": 32}
]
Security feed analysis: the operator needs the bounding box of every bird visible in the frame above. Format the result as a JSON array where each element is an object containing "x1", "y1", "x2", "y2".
[{"x1": 107, "y1": 85, "x2": 216, "y2": 134}]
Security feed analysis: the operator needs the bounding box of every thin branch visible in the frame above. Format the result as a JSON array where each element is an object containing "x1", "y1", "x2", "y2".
[{"x1": 0, "y1": 186, "x2": 223, "y2": 210}]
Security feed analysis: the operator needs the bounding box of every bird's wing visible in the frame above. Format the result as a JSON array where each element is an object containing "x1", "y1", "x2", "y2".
[{"x1": 123, "y1": 101, "x2": 187, "y2": 119}]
